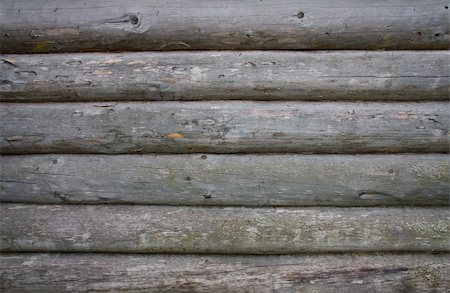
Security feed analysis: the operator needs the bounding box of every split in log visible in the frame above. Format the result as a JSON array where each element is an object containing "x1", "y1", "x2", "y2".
[
  {"x1": 1, "y1": 204, "x2": 448, "y2": 253},
  {"x1": 1, "y1": 154, "x2": 448, "y2": 206},
  {"x1": 1, "y1": 101, "x2": 448, "y2": 154},
  {"x1": 1, "y1": 253, "x2": 449, "y2": 292},
  {"x1": 1, "y1": 0, "x2": 449, "y2": 53},
  {"x1": 1, "y1": 51, "x2": 448, "y2": 102}
]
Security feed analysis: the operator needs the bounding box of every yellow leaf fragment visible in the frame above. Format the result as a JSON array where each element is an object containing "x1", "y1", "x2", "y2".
[{"x1": 167, "y1": 132, "x2": 184, "y2": 139}]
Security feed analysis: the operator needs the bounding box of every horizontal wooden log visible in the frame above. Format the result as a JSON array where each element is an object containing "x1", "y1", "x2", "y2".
[
  {"x1": 1, "y1": 253, "x2": 449, "y2": 292},
  {"x1": 1, "y1": 51, "x2": 449, "y2": 102},
  {"x1": 1, "y1": 205, "x2": 448, "y2": 253},
  {"x1": 0, "y1": 0, "x2": 448, "y2": 53},
  {"x1": 1, "y1": 154, "x2": 448, "y2": 206},
  {"x1": 1, "y1": 102, "x2": 448, "y2": 154}
]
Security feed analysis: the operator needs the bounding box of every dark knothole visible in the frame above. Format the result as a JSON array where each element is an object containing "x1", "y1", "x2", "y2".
[{"x1": 129, "y1": 16, "x2": 139, "y2": 25}]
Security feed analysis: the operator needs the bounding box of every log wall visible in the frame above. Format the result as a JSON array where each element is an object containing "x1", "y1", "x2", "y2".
[{"x1": 0, "y1": 0, "x2": 448, "y2": 291}]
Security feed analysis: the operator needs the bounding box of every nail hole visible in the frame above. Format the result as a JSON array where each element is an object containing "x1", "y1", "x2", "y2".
[
  {"x1": 445, "y1": 6, "x2": 448, "y2": 9},
  {"x1": 388, "y1": 169, "x2": 394, "y2": 174},
  {"x1": 185, "y1": 176, "x2": 191, "y2": 181},
  {"x1": 417, "y1": 31, "x2": 422, "y2": 36},
  {"x1": 129, "y1": 16, "x2": 139, "y2": 25},
  {"x1": 434, "y1": 33, "x2": 440, "y2": 37},
  {"x1": 203, "y1": 193, "x2": 212, "y2": 199},
  {"x1": 52, "y1": 159, "x2": 58, "y2": 164},
  {"x1": 200, "y1": 155, "x2": 207, "y2": 159},
  {"x1": 297, "y1": 11, "x2": 305, "y2": 18}
]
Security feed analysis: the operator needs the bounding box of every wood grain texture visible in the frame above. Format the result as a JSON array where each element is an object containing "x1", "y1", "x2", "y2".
[
  {"x1": 0, "y1": 0, "x2": 448, "y2": 53},
  {"x1": 1, "y1": 154, "x2": 448, "y2": 206},
  {"x1": 1, "y1": 51, "x2": 449, "y2": 102},
  {"x1": 1, "y1": 253, "x2": 449, "y2": 292},
  {"x1": 1, "y1": 101, "x2": 448, "y2": 154},
  {"x1": 1, "y1": 205, "x2": 448, "y2": 253}
]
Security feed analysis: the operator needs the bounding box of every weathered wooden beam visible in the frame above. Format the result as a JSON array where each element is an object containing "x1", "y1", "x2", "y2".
[
  {"x1": 1, "y1": 51, "x2": 448, "y2": 102},
  {"x1": 1, "y1": 205, "x2": 448, "y2": 253},
  {"x1": 1, "y1": 154, "x2": 448, "y2": 206},
  {"x1": 1, "y1": 102, "x2": 448, "y2": 154},
  {"x1": 0, "y1": 0, "x2": 448, "y2": 53},
  {"x1": 1, "y1": 253, "x2": 449, "y2": 292}
]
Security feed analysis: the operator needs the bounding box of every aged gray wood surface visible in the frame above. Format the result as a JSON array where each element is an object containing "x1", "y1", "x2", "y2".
[
  {"x1": 1, "y1": 253, "x2": 449, "y2": 292},
  {"x1": 1, "y1": 0, "x2": 448, "y2": 53},
  {"x1": 1, "y1": 204, "x2": 448, "y2": 253},
  {"x1": 1, "y1": 154, "x2": 448, "y2": 206},
  {"x1": 1, "y1": 102, "x2": 448, "y2": 154},
  {"x1": 1, "y1": 51, "x2": 448, "y2": 102}
]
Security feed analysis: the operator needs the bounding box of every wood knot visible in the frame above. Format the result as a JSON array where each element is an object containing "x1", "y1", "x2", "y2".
[
  {"x1": 297, "y1": 11, "x2": 305, "y2": 18},
  {"x1": 129, "y1": 16, "x2": 139, "y2": 25}
]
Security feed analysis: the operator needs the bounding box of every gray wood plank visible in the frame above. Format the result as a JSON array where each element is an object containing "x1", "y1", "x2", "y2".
[
  {"x1": 1, "y1": 205, "x2": 448, "y2": 253},
  {"x1": 1, "y1": 51, "x2": 448, "y2": 102},
  {"x1": 1, "y1": 0, "x2": 448, "y2": 53},
  {"x1": 1, "y1": 154, "x2": 448, "y2": 206},
  {"x1": 1, "y1": 253, "x2": 449, "y2": 292},
  {"x1": 1, "y1": 102, "x2": 448, "y2": 154}
]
